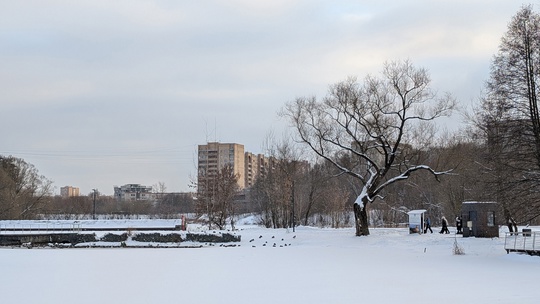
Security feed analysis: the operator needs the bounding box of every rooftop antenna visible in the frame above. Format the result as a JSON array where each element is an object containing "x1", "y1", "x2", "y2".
[
  {"x1": 205, "y1": 120, "x2": 208, "y2": 143},
  {"x1": 204, "y1": 118, "x2": 219, "y2": 144},
  {"x1": 204, "y1": 119, "x2": 213, "y2": 144},
  {"x1": 214, "y1": 117, "x2": 218, "y2": 142}
]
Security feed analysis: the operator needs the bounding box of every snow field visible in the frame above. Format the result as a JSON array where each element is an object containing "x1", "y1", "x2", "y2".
[{"x1": 1, "y1": 223, "x2": 539, "y2": 304}]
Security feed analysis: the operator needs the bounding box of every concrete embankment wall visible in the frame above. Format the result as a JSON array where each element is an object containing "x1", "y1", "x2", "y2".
[{"x1": 0, "y1": 231, "x2": 241, "y2": 247}]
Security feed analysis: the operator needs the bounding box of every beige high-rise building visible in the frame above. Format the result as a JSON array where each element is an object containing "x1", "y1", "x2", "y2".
[
  {"x1": 198, "y1": 142, "x2": 245, "y2": 192},
  {"x1": 245, "y1": 152, "x2": 271, "y2": 188},
  {"x1": 60, "y1": 186, "x2": 80, "y2": 197}
]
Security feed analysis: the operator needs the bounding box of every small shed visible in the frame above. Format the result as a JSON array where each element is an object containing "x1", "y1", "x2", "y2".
[
  {"x1": 407, "y1": 210, "x2": 427, "y2": 234},
  {"x1": 461, "y1": 201, "x2": 499, "y2": 238}
]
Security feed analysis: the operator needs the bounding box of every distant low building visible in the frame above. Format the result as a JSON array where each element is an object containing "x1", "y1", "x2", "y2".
[
  {"x1": 114, "y1": 184, "x2": 154, "y2": 201},
  {"x1": 60, "y1": 186, "x2": 80, "y2": 197},
  {"x1": 461, "y1": 201, "x2": 499, "y2": 238}
]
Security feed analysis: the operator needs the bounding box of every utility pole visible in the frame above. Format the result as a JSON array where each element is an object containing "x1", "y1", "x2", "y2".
[
  {"x1": 92, "y1": 189, "x2": 98, "y2": 220},
  {"x1": 292, "y1": 180, "x2": 295, "y2": 233}
]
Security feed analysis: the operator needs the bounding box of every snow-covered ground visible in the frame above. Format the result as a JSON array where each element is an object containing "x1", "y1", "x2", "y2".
[{"x1": 1, "y1": 219, "x2": 539, "y2": 304}]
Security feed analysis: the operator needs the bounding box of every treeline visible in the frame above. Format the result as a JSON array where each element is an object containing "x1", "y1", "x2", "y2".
[
  {"x1": 1, "y1": 132, "x2": 539, "y2": 227},
  {"x1": 247, "y1": 136, "x2": 495, "y2": 229},
  {"x1": 45, "y1": 194, "x2": 195, "y2": 220},
  {"x1": 0, "y1": 158, "x2": 195, "y2": 221}
]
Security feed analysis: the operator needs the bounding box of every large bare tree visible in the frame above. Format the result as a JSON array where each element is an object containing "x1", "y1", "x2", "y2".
[
  {"x1": 283, "y1": 60, "x2": 456, "y2": 236},
  {"x1": 0, "y1": 155, "x2": 52, "y2": 219},
  {"x1": 195, "y1": 164, "x2": 239, "y2": 230},
  {"x1": 252, "y1": 136, "x2": 306, "y2": 229},
  {"x1": 486, "y1": 5, "x2": 540, "y2": 160},
  {"x1": 475, "y1": 5, "x2": 540, "y2": 227}
]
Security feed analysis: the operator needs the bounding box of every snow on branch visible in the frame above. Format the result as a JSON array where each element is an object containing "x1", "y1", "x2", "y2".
[{"x1": 373, "y1": 165, "x2": 452, "y2": 197}]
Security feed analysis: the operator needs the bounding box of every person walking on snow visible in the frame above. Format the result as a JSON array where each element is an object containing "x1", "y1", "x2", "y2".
[
  {"x1": 424, "y1": 218, "x2": 433, "y2": 234},
  {"x1": 455, "y1": 216, "x2": 463, "y2": 234},
  {"x1": 440, "y1": 216, "x2": 450, "y2": 234}
]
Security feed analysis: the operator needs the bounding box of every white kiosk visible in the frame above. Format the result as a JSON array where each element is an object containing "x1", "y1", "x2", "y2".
[{"x1": 407, "y1": 209, "x2": 427, "y2": 234}]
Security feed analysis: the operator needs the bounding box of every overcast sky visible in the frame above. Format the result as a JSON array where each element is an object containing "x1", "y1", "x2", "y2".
[{"x1": 0, "y1": 0, "x2": 530, "y2": 195}]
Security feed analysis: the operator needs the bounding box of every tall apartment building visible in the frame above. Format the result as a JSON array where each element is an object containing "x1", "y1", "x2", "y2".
[
  {"x1": 114, "y1": 184, "x2": 154, "y2": 201},
  {"x1": 60, "y1": 186, "x2": 80, "y2": 197},
  {"x1": 197, "y1": 142, "x2": 282, "y2": 194},
  {"x1": 198, "y1": 142, "x2": 246, "y2": 191},
  {"x1": 245, "y1": 152, "x2": 271, "y2": 188}
]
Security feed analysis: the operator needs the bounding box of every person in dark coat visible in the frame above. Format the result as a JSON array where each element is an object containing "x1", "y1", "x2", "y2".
[
  {"x1": 455, "y1": 216, "x2": 463, "y2": 234},
  {"x1": 424, "y1": 217, "x2": 433, "y2": 234},
  {"x1": 440, "y1": 216, "x2": 450, "y2": 234}
]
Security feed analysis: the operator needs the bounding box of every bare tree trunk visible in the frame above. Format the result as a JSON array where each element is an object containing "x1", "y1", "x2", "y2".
[
  {"x1": 304, "y1": 188, "x2": 315, "y2": 226},
  {"x1": 353, "y1": 203, "x2": 370, "y2": 236},
  {"x1": 503, "y1": 207, "x2": 518, "y2": 233}
]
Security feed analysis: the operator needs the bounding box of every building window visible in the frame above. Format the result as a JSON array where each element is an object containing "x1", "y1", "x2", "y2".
[{"x1": 487, "y1": 211, "x2": 495, "y2": 227}]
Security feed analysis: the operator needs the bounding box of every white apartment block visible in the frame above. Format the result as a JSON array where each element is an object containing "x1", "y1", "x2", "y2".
[{"x1": 114, "y1": 184, "x2": 154, "y2": 201}]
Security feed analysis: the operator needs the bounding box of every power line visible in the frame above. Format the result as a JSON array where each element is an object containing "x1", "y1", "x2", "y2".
[{"x1": 0, "y1": 144, "x2": 197, "y2": 164}]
